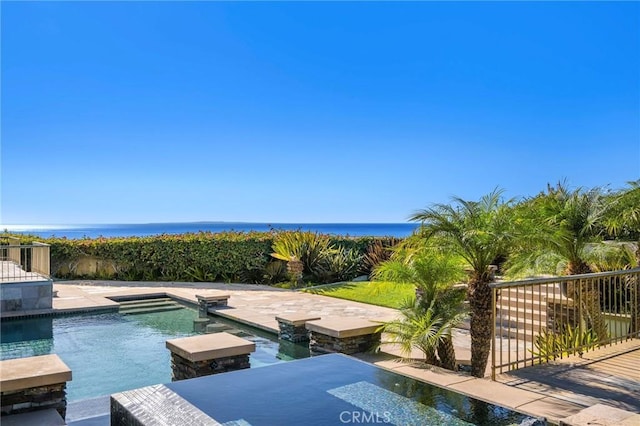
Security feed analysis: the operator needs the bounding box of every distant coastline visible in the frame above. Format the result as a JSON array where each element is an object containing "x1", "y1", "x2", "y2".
[{"x1": 2, "y1": 222, "x2": 419, "y2": 239}]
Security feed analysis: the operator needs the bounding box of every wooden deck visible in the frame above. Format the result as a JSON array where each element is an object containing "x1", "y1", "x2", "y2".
[{"x1": 496, "y1": 339, "x2": 640, "y2": 414}]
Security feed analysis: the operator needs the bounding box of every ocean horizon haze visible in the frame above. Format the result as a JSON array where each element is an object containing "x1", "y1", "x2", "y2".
[{"x1": 2, "y1": 222, "x2": 420, "y2": 239}]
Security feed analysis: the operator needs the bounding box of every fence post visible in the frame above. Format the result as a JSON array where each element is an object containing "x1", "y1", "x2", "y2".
[
  {"x1": 491, "y1": 286, "x2": 497, "y2": 381},
  {"x1": 7, "y1": 237, "x2": 21, "y2": 264}
]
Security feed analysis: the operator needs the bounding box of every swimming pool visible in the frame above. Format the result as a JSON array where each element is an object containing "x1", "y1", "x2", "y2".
[
  {"x1": 0, "y1": 305, "x2": 309, "y2": 401},
  {"x1": 115, "y1": 354, "x2": 539, "y2": 425}
]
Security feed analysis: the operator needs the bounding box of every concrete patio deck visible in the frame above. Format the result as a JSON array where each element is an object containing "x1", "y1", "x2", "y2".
[
  {"x1": 357, "y1": 340, "x2": 640, "y2": 425},
  {"x1": 13, "y1": 280, "x2": 640, "y2": 424}
]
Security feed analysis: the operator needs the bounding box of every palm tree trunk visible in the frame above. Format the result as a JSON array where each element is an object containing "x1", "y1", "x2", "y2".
[
  {"x1": 437, "y1": 335, "x2": 457, "y2": 371},
  {"x1": 468, "y1": 278, "x2": 492, "y2": 378},
  {"x1": 286, "y1": 258, "x2": 304, "y2": 286},
  {"x1": 567, "y1": 262, "x2": 609, "y2": 343},
  {"x1": 578, "y1": 280, "x2": 609, "y2": 343},
  {"x1": 423, "y1": 347, "x2": 439, "y2": 366}
]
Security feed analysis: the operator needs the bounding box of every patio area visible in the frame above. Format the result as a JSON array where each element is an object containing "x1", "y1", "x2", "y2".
[
  {"x1": 496, "y1": 339, "x2": 640, "y2": 414},
  {"x1": 45, "y1": 280, "x2": 640, "y2": 425},
  {"x1": 1, "y1": 277, "x2": 637, "y2": 424}
]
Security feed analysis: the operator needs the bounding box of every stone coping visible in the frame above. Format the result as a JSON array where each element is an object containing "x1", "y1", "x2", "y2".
[
  {"x1": 1, "y1": 308, "x2": 56, "y2": 319},
  {"x1": 275, "y1": 313, "x2": 321, "y2": 326},
  {"x1": 0, "y1": 354, "x2": 72, "y2": 392},
  {"x1": 166, "y1": 332, "x2": 255, "y2": 362},
  {"x1": 560, "y1": 403, "x2": 640, "y2": 426},
  {"x1": 196, "y1": 293, "x2": 230, "y2": 302},
  {"x1": 306, "y1": 317, "x2": 381, "y2": 338}
]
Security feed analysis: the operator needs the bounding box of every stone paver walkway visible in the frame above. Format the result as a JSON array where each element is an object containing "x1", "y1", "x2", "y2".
[{"x1": 53, "y1": 280, "x2": 398, "y2": 332}]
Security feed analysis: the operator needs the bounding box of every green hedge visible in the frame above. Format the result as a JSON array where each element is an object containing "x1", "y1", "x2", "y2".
[{"x1": 2, "y1": 232, "x2": 402, "y2": 284}]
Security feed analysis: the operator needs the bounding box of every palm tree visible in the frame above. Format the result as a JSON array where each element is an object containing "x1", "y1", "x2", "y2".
[
  {"x1": 509, "y1": 183, "x2": 611, "y2": 342},
  {"x1": 604, "y1": 180, "x2": 640, "y2": 263},
  {"x1": 374, "y1": 250, "x2": 466, "y2": 370},
  {"x1": 379, "y1": 296, "x2": 467, "y2": 369},
  {"x1": 603, "y1": 180, "x2": 640, "y2": 334},
  {"x1": 410, "y1": 189, "x2": 515, "y2": 377}
]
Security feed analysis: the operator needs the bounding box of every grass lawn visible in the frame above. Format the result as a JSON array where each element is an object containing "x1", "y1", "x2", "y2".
[{"x1": 303, "y1": 281, "x2": 414, "y2": 309}]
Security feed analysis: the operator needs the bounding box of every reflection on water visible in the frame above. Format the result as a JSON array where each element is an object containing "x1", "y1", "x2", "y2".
[
  {"x1": 375, "y1": 368, "x2": 531, "y2": 425},
  {"x1": 277, "y1": 338, "x2": 311, "y2": 360},
  {"x1": 1, "y1": 316, "x2": 53, "y2": 344},
  {"x1": 1, "y1": 316, "x2": 55, "y2": 357}
]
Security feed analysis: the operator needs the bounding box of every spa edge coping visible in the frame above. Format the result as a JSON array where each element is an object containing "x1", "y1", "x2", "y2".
[
  {"x1": 196, "y1": 294, "x2": 230, "y2": 302},
  {"x1": 166, "y1": 332, "x2": 256, "y2": 362},
  {"x1": 275, "y1": 313, "x2": 321, "y2": 327},
  {"x1": 305, "y1": 317, "x2": 382, "y2": 338},
  {"x1": 0, "y1": 354, "x2": 72, "y2": 392},
  {"x1": 0, "y1": 289, "x2": 231, "y2": 320}
]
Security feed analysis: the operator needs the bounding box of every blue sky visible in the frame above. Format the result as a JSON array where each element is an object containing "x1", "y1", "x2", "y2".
[{"x1": 2, "y1": 1, "x2": 639, "y2": 225}]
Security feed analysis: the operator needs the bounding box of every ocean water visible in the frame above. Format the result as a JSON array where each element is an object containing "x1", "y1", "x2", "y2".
[{"x1": 2, "y1": 222, "x2": 419, "y2": 239}]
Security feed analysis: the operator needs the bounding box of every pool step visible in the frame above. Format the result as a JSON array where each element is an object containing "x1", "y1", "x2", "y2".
[
  {"x1": 118, "y1": 298, "x2": 184, "y2": 315},
  {"x1": 226, "y1": 328, "x2": 252, "y2": 338},
  {"x1": 120, "y1": 305, "x2": 184, "y2": 315},
  {"x1": 118, "y1": 298, "x2": 174, "y2": 307}
]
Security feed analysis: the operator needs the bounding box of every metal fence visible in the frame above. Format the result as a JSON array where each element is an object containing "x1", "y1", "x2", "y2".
[
  {"x1": 0, "y1": 237, "x2": 51, "y2": 282},
  {"x1": 490, "y1": 267, "x2": 640, "y2": 380}
]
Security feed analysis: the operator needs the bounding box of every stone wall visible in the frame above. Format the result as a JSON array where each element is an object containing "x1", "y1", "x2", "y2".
[
  {"x1": 0, "y1": 281, "x2": 53, "y2": 313},
  {"x1": 309, "y1": 332, "x2": 381, "y2": 355},
  {"x1": 0, "y1": 383, "x2": 67, "y2": 419},
  {"x1": 170, "y1": 353, "x2": 250, "y2": 381},
  {"x1": 278, "y1": 322, "x2": 309, "y2": 343}
]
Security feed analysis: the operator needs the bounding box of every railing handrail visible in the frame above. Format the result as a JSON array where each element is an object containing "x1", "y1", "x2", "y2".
[
  {"x1": 490, "y1": 267, "x2": 640, "y2": 289},
  {"x1": 491, "y1": 267, "x2": 639, "y2": 380},
  {"x1": 1, "y1": 242, "x2": 51, "y2": 279},
  {"x1": 0, "y1": 243, "x2": 51, "y2": 249}
]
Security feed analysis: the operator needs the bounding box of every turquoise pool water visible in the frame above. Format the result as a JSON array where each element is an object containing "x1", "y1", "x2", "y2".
[{"x1": 0, "y1": 307, "x2": 308, "y2": 401}]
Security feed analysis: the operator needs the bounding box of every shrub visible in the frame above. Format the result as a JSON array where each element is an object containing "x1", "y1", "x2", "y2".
[
  {"x1": 313, "y1": 247, "x2": 363, "y2": 283},
  {"x1": 360, "y1": 237, "x2": 402, "y2": 277},
  {"x1": 2, "y1": 231, "x2": 405, "y2": 285},
  {"x1": 531, "y1": 324, "x2": 599, "y2": 361}
]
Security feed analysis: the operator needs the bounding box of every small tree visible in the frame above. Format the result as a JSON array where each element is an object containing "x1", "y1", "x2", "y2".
[
  {"x1": 604, "y1": 180, "x2": 640, "y2": 263},
  {"x1": 508, "y1": 183, "x2": 613, "y2": 342},
  {"x1": 410, "y1": 189, "x2": 515, "y2": 377},
  {"x1": 603, "y1": 180, "x2": 640, "y2": 334},
  {"x1": 374, "y1": 250, "x2": 466, "y2": 370}
]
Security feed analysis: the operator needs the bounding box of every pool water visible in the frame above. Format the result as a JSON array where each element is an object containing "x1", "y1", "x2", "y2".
[
  {"x1": 0, "y1": 306, "x2": 308, "y2": 401},
  {"x1": 162, "y1": 354, "x2": 538, "y2": 425}
]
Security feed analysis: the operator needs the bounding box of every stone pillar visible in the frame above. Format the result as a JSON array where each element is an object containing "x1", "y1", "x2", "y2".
[
  {"x1": 166, "y1": 332, "x2": 255, "y2": 381},
  {"x1": 0, "y1": 354, "x2": 72, "y2": 419},
  {"x1": 193, "y1": 318, "x2": 210, "y2": 333},
  {"x1": 196, "y1": 294, "x2": 230, "y2": 318},
  {"x1": 275, "y1": 314, "x2": 320, "y2": 342},
  {"x1": 306, "y1": 318, "x2": 382, "y2": 356},
  {"x1": 205, "y1": 323, "x2": 232, "y2": 334}
]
